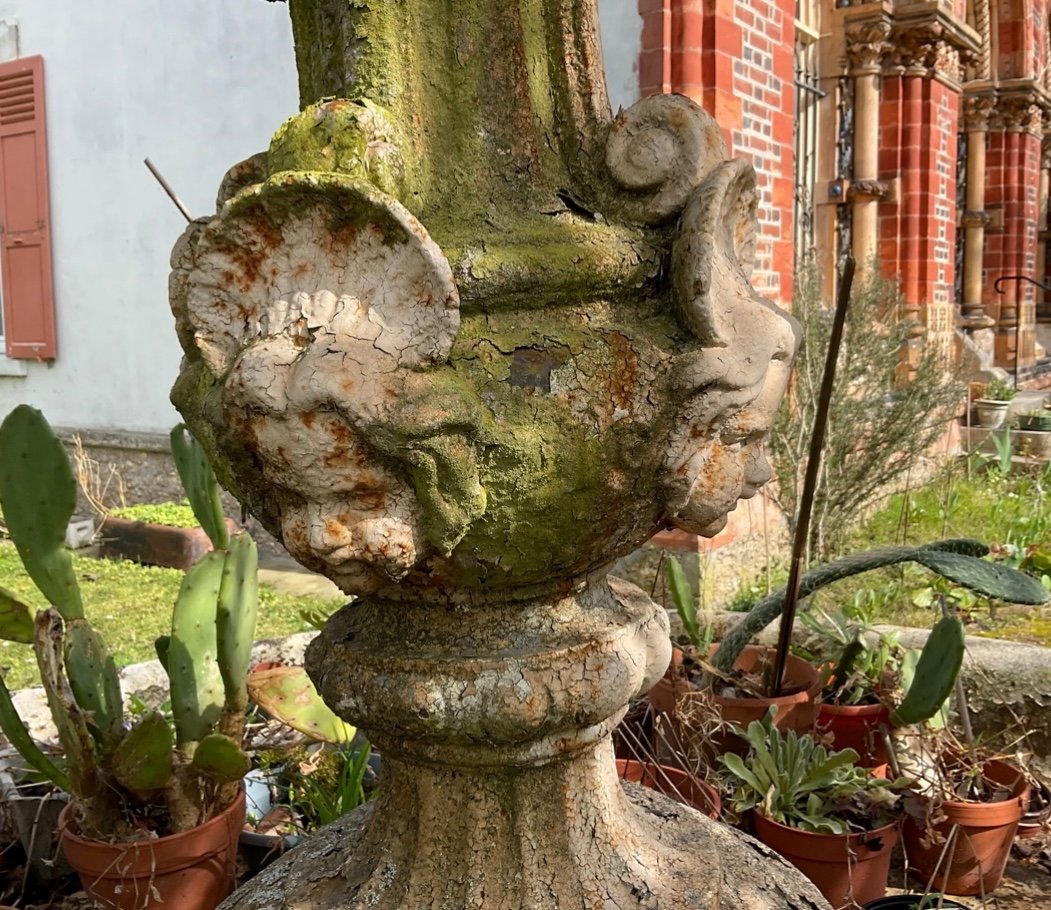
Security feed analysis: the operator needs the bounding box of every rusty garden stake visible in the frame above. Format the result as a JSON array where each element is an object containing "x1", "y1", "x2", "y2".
[{"x1": 770, "y1": 256, "x2": 856, "y2": 696}]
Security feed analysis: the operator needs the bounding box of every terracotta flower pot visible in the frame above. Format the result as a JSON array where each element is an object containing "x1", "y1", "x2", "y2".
[
  {"x1": 817, "y1": 701, "x2": 891, "y2": 767},
  {"x1": 903, "y1": 759, "x2": 1029, "y2": 896},
  {"x1": 753, "y1": 811, "x2": 899, "y2": 909},
  {"x1": 648, "y1": 645, "x2": 821, "y2": 763},
  {"x1": 59, "y1": 789, "x2": 245, "y2": 910},
  {"x1": 710, "y1": 645, "x2": 821, "y2": 734},
  {"x1": 615, "y1": 758, "x2": 721, "y2": 819},
  {"x1": 1016, "y1": 779, "x2": 1051, "y2": 839}
]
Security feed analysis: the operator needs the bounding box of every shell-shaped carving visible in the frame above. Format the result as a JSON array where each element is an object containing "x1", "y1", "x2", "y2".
[
  {"x1": 671, "y1": 159, "x2": 759, "y2": 347},
  {"x1": 181, "y1": 172, "x2": 459, "y2": 380},
  {"x1": 605, "y1": 94, "x2": 727, "y2": 224}
]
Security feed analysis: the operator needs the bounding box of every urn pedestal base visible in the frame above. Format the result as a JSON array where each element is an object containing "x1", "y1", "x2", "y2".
[
  {"x1": 223, "y1": 747, "x2": 830, "y2": 910},
  {"x1": 222, "y1": 578, "x2": 829, "y2": 909}
]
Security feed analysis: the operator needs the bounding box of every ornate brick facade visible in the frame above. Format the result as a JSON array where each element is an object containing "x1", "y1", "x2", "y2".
[{"x1": 635, "y1": 0, "x2": 1051, "y2": 380}]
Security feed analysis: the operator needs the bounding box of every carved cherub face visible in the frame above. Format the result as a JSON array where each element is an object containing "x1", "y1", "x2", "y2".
[
  {"x1": 171, "y1": 96, "x2": 797, "y2": 596},
  {"x1": 172, "y1": 175, "x2": 459, "y2": 594},
  {"x1": 662, "y1": 158, "x2": 801, "y2": 538}
]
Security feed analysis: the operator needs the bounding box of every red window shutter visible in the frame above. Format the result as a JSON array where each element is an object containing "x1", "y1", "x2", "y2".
[{"x1": 0, "y1": 55, "x2": 56, "y2": 360}]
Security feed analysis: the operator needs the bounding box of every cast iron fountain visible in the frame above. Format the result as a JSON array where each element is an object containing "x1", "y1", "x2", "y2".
[{"x1": 169, "y1": 1, "x2": 829, "y2": 907}]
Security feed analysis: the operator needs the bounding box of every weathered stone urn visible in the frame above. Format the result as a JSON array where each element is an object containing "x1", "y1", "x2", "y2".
[{"x1": 170, "y1": 2, "x2": 828, "y2": 907}]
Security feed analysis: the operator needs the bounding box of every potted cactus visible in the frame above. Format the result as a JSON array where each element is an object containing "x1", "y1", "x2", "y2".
[{"x1": 0, "y1": 407, "x2": 258, "y2": 910}]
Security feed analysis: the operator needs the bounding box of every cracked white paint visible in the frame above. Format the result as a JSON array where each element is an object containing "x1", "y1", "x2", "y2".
[{"x1": 173, "y1": 174, "x2": 459, "y2": 593}]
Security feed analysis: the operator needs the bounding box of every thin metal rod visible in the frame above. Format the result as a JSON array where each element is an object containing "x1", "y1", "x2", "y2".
[
  {"x1": 769, "y1": 256, "x2": 857, "y2": 696},
  {"x1": 144, "y1": 157, "x2": 192, "y2": 222},
  {"x1": 994, "y1": 274, "x2": 1051, "y2": 387}
]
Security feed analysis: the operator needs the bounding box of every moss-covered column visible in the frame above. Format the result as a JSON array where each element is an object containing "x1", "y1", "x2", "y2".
[{"x1": 171, "y1": 2, "x2": 825, "y2": 907}]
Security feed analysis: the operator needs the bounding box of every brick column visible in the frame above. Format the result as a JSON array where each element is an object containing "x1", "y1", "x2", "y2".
[
  {"x1": 876, "y1": 20, "x2": 969, "y2": 368},
  {"x1": 987, "y1": 94, "x2": 1042, "y2": 368}
]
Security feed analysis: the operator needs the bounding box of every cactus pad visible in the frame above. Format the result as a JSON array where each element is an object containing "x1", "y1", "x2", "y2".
[
  {"x1": 248, "y1": 666, "x2": 356, "y2": 744},
  {"x1": 191, "y1": 732, "x2": 251, "y2": 783},
  {"x1": 112, "y1": 712, "x2": 174, "y2": 795},
  {"x1": 0, "y1": 587, "x2": 34, "y2": 644},
  {"x1": 0, "y1": 406, "x2": 83, "y2": 619}
]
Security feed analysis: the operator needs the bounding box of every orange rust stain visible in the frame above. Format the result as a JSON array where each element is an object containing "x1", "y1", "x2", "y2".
[
  {"x1": 355, "y1": 490, "x2": 386, "y2": 511},
  {"x1": 605, "y1": 332, "x2": 639, "y2": 411},
  {"x1": 301, "y1": 412, "x2": 316, "y2": 429}
]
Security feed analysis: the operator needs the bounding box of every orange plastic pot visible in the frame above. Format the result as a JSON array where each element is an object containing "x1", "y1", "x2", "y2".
[
  {"x1": 903, "y1": 759, "x2": 1028, "y2": 896},
  {"x1": 753, "y1": 811, "x2": 899, "y2": 909},
  {"x1": 616, "y1": 758, "x2": 721, "y2": 819},
  {"x1": 817, "y1": 702, "x2": 891, "y2": 767},
  {"x1": 59, "y1": 788, "x2": 245, "y2": 910}
]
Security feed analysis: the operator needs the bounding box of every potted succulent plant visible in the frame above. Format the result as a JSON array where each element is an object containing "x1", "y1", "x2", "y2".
[
  {"x1": 1015, "y1": 408, "x2": 1051, "y2": 433},
  {"x1": 800, "y1": 602, "x2": 965, "y2": 767},
  {"x1": 972, "y1": 378, "x2": 1016, "y2": 429},
  {"x1": 0, "y1": 407, "x2": 258, "y2": 910},
  {"x1": 721, "y1": 709, "x2": 911, "y2": 909}
]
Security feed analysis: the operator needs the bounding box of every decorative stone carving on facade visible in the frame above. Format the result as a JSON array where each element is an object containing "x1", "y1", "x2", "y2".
[
  {"x1": 963, "y1": 92, "x2": 997, "y2": 132},
  {"x1": 170, "y1": 2, "x2": 826, "y2": 908},
  {"x1": 997, "y1": 93, "x2": 1043, "y2": 134},
  {"x1": 961, "y1": 209, "x2": 994, "y2": 228},
  {"x1": 888, "y1": 23, "x2": 964, "y2": 81},
  {"x1": 844, "y1": 18, "x2": 891, "y2": 73},
  {"x1": 848, "y1": 178, "x2": 892, "y2": 200}
]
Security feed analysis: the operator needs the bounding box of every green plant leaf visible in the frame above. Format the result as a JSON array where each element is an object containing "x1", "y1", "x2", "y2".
[
  {"x1": 0, "y1": 586, "x2": 33, "y2": 643},
  {"x1": 191, "y1": 733, "x2": 251, "y2": 783},
  {"x1": 112, "y1": 712, "x2": 173, "y2": 794},
  {"x1": 667, "y1": 558, "x2": 700, "y2": 648},
  {"x1": 0, "y1": 673, "x2": 70, "y2": 792},
  {"x1": 721, "y1": 752, "x2": 765, "y2": 794},
  {"x1": 891, "y1": 615, "x2": 965, "y2": 727}
]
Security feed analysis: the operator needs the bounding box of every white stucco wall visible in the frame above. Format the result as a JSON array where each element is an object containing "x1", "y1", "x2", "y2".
[
  {"x1": 598, "y1": 0, "x2": 641, "y2": 114},
  {"x1": 0, "y1": 3, "x2": 642, "y2": 437},
  {"x1": 0, "y1": 0, "x2": 298, "y2": 434}
]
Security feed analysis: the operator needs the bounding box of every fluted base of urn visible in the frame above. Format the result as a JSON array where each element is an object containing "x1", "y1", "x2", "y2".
[{"x1": 222, "y1": 740, "x2": 828, "y2": 909}]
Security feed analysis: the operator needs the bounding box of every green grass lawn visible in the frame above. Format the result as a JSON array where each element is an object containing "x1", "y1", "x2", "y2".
[
  {"x1": 0, "y1": 541, "x2": 345, "y2": 690},
  {"x1": 729, "y1": 458, "x2": 1051, "y2": 648}
]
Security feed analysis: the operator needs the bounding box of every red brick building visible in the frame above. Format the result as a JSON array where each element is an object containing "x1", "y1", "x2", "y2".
[{"x1": 629, "y1": 0, "x2": 1051, "y2": 382}]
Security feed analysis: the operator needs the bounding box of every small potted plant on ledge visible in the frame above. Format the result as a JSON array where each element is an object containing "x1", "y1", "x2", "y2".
[
  {"x1": 0, "y1": 407, "x2": 259, "y2": 910},
  {"x1": 721, "y1": 709, "x2": 912, "y2": 909},
  {"x1": 1013, "y1": 407, "x2": 1051, "y2": 459},
  {"x1": 972, "y1": 377, "x2": 1016, "y2": 429}
]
